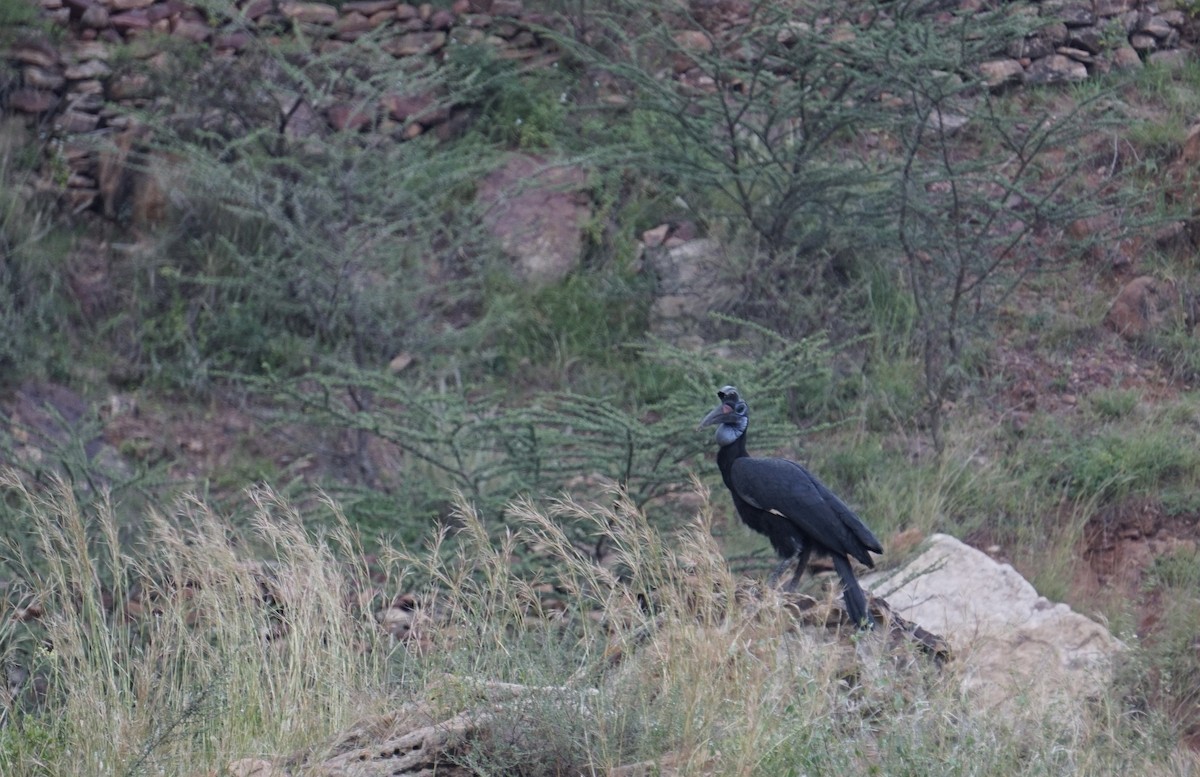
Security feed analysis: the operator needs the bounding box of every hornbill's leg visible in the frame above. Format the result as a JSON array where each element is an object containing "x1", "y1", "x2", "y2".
[
  {"x1": 783, "y1": 543, "x2": 813, "y2": 593},
  {"x1": 767, "y1": 554, "x2": 796, "y2": 588}
]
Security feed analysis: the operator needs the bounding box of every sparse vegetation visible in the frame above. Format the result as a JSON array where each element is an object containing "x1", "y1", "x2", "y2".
[
  {"x1": 5, "y1": 0, "x2": 1200, "y2": 770},
  {"x1": 0, "y1": 480, "x2": 1186, "y2": 776}
]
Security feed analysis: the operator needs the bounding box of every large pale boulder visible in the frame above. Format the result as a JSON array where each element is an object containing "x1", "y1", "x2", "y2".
[{"x1": 866, "y1": 533, "x2": 1121, "y2": 711}]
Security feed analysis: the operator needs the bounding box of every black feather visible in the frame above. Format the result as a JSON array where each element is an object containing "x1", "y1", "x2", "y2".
[{"x1": 701, "y1": 386, "x2": 882, "y2": 628}]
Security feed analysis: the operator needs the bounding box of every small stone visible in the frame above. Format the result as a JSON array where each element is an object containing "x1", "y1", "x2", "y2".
[
  {"x1": 366, "y1": 9, "x2": 394, "y2": 25},
  {"x1": 172, "y1": 18, "x2": 212, "y2": 41},
  {"x1": 73, "y1": 41, "x2": 110, "y2": 60},
  {"x1": 327, "y1": 102, "x2": 372, "y2": 131},
  {"x1": 381, "y1": 91, "x2": 432, "y2": 121},
  {"x1": 108, "y1": 73, "x2": 154, "y2": 100},
  {"x1": 109, "y1": 10, "x2": 151, "y2": 30},
  {"x1": 385, "y1": 31, "x2": 446, "y2": 56},
  {"x1": 109, "y1": 0, "x2": 155, "y2": 10},
  {"x1": 388, "y1": 352, "x2": 414, "y2": 372},
  {"x1": 23, "y1": 66, "x2": 66, "y2": 91},
  {"x1": 642, "y1": 224, "x2": 670, "y2": 247},
  {"x1": 978, "y1": 58, "x2": 1024, "y2": 89},
  {"x1": 1129, "y1": 33, "x2": 1157, "y2": 52},
  {"x1": 63, "y1": 189, "x2": 98, "y2": 213},
  {"x1": 8, "y1": 89, "x2": 57, "y2": 114},
  {"x1": 242, "y1": 0, "x2": 272, "y2": 19},
  {"x1": 334, "y1": 11, "x2": 371, "y2": 37},
  {"x1": 491, "y1": 0, "x2": 521, "y2": 15},
  {"x1": 1024, "y1": 54, "x2": 1088, "y2": 85},
  {"x1": 64, "y1": 59, "x2": 111, "y2": 80},
  {"x1": 81, "y1": 4, "x2": 109, "y2": 27},
  {"x1": 11, "y1": 39, "x2": 60, "y2": 69},
  {"x1": 1104, "y1": 45, "x2": 1142, "y2": 68},
  {"x1": 1140, "y1": 15, "x2": 1175, "y2": 39},
  {"x1": 429, "y1": 8, "x2": 455, "y2": 28},
  {"x1": 58, "y1": 110, "x2": 102, "y2": 133},
  {"x1": 213, "y1": 29, "x2": 252, "y2": 50},
  {"x1": 280, "y1": 1, "x2": 338, "y2": 24}
]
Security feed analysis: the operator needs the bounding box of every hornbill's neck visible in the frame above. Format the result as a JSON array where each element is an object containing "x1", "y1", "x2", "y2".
[{"x1": 715, "y1": 432, "x2": 748, "y2": 490}]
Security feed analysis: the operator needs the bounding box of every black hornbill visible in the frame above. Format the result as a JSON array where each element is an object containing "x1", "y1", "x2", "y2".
[{"x1": 699, "y1": 386, "x2": 883, "y2": 628}]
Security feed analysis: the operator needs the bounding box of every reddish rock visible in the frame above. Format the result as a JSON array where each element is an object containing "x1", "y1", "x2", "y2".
[
  {"x1": 385, "y1": 31, "x2": 446, "y2": 56},
  {"x1": 394, "y1": 3, "x2": 418, "y2": 19},
  {"x1": 8, "y1": 89, "x2": 57, "y2": 114},
  {"x1": 979, "y1": 58, "x2": 1024, "y2": 89},
  {"x1": 477, "y1": 154, "x2": 590, "y2": 285},
  {"x1": 81, "y1": 4, "x2": 110, "y2": 27},
  {"x1": 334, "y1": 12, "x2": 371, "y2": 38},
  {"x1": 381, "y1": 91, "x2": 447, "y2": 122},
  {"x1": 366, "y1": 9, "x2": 395, "y2": 25},
  {"x1": 280, "y1": 1, "x2": 338, "y2": 23},
  {"x1": 1105, "y1": 276, "x2": 1176, "y2": 339},
  {"x1": 172, "y1": 18, "x2": 212, "y2": 41},
  {"x1": 108, "y1": 73, "x2": 154, "y2": 99},
  {"x1": 110, "y1": 10, "x2": 151, "y2": 30},
  {"x1": 109, "y1": 0, "x2": 155, "y2": 10},
  {"x1": 64, "y1": 60, "x2": 111, "y2": 80},
  {"x1": 242, "y1": 0, "x2": 271, "y2": 19},
  {"x1": 74, "y1": 41, "x2": 110, "y2": 60},
  {"x1": 213, "y1": 29, "x2": 252, "y2": 50},
  {"x1": 23, "y1": 66, "x2": 66, "y2": 90},
  {"x1": 429, "y1": 8, "x2": 455, "y2": 28},
  {"x1": 11, "y1": 39, "x2": 60, "y2": 69},
  {"x1": 327, "y1": 103, "x2": 372, "y2": 132},
  {"x1": 57, "y1": 110, "x2": 101, "y2": 133}
]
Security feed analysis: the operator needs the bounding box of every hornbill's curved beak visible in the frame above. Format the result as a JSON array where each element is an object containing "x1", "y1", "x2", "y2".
[{"x1": 698, "y1": 402, "x2": 735, "y2": 430}]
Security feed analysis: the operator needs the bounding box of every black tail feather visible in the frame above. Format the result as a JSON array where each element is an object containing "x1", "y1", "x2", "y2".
[{"x1": 832, "y1": 555, "x2": 873, "y2": 629}]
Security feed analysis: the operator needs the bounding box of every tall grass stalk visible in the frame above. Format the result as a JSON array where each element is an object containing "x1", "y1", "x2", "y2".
[
  {"x1": 0, "y1": 474, "x2": 394, "y2": 775},
  {"x1": 1, "y1": 476, "x2": 1190, "y2": 775}
]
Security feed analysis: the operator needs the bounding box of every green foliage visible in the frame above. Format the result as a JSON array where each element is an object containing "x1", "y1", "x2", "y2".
[
  {"x1": 443, "y1": 43, "x2": 571, "y2": 149},
  {"x1": 0, "y1": 122, "x2": 77, "y2": 386},
  {"x1": 111, "y1": 30, "x2": 499, "y2": 392},
  {"x1": 1039, "y1": 428, "x2": 1200, "y2": 502},
  {"x1": 0, "y1": 0, "x2": 43, "y2": 41},
  {"x1": 483, "y1": 268, "x2": 654, "y2": 388},
  {"x1": 251, "y1": 323, "x2": 832, "y2": 545},
  {"x1": 1089, "y1": 388, "x2": 1141, "y2": 420}
]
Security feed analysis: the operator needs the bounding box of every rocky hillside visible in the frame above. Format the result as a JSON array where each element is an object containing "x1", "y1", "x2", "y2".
[{"x1": 4, "y1": 0, "x2": 1200, "y2": 771}]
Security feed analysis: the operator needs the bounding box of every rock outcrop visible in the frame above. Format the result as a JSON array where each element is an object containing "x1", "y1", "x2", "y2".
[
  {"x1": 3, "y1": 0, "x2": 1196, "y2": 220},
  {"x1": 866, "y1": 533, "x2": 1122, "y2": 712}
]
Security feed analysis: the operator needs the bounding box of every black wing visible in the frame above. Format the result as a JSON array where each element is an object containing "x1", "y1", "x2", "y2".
[{"x1": 729, "y1": 457, "x2": 882, "y2": 565}]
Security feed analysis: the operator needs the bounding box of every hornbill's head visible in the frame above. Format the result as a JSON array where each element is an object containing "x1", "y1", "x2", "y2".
[{"x1": 698, "y1": 385, "x2": 749, "y2": 446}]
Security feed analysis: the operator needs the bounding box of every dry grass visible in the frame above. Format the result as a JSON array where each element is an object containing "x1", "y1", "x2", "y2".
[{"x1": 0, "y1": 472, "x2": 1192, "y2": 775}]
